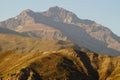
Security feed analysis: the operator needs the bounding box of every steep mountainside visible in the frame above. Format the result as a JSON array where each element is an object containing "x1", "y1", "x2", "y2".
[
  {"x1": 0, "y1": 48, "x2": 120, "y2": 80},
  {"x1": 42, "y1": 6, "x2": 120, "y2": 53},
  {"x1": 0, "y1": 6, "x2": 120, "y2": 55}
]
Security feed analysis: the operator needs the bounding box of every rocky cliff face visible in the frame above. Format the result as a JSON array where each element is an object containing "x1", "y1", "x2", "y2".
[
  {"x1": 76, "y1": 20, "x2": 120, "y2": 52},
  {"x1": 0, "y1": 6, "x2": 120, "y2": 55}
]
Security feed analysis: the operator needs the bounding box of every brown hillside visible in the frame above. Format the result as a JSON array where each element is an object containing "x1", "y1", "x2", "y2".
[{"x1": 0, "y1": 48, "x2": 120, "y2": 80}]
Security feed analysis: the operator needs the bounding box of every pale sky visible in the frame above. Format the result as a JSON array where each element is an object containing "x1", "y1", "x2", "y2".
[{"x1": 0, "y1": 0, "x2": 120, "y2": 36}]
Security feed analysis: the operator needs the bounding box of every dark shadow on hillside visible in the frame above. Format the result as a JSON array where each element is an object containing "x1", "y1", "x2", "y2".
[
  {"x1": 75, "y1": 50, "x2": 99, "y2": 80},
  {"x1": 30, "y1": 68, "x2": 42, "y2": 80}
]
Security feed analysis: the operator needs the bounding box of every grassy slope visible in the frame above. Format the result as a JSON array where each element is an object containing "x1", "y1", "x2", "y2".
[
  {"x1": 0, "y1": 33, "x2": 76, "y2": 53},
  {"x1": 0, "y1": 48, "x2": 120, "y2": 80},
  {"x1": 0, "y1": 48, "x2": 96, "y2": 80}
]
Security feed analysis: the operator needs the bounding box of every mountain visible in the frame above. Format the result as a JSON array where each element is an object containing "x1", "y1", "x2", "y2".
[
  {"x1": 0, "y1": 6, "x2": 120, "y2": 55},
  {"x1": 0, "y1": 48, "x2": 120, "y2": 80}
]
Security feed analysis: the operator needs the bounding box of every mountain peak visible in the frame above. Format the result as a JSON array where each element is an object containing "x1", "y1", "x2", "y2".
[
  {"x1": 48, "y1": 6, "x2": 66, "y2": 12},
  {"x1": 21, "y1": 9, "x2": 34, "y2": 13},
  {"x1": 49, "y1": 6, "x2": 62, "y2": 9},
  {"x1": 19, "y1": 9, "x2": 35, "y2": 17},
  {"x1": 42, "y1": 6, "x2": 80, "y2": 23}
]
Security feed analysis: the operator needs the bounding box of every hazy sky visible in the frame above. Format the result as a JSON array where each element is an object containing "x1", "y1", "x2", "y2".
[{"x1": 0, "y1": 0, "x2": 120, "y2": 36}]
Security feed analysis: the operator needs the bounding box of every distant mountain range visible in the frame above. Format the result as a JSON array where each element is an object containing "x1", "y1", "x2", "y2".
[{"x1": 0, "y1": 6, "x2": 120, "y2": 55}]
